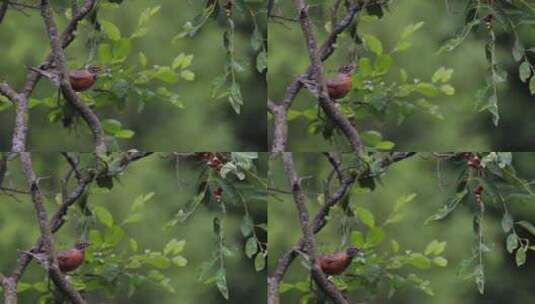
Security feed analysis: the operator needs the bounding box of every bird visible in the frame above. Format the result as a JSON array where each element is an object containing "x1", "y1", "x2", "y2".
[
  {"x1": 316, "y1": 247, "x2": 360, "y2": 276},
  {"x1": 326, "y1": 64, "x2": 355, "y2": 100},
  {"x1": 56, "y1": 241, "x2": 91, "y2": 272},
  {"x1": 23, "y1": 241, "x2": 90, "y2": 273},
  {"x1": 68, "y1": 65, "x2": 103, "y2": 92}
]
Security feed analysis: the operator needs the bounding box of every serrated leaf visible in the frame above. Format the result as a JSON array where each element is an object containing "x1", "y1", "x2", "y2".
[{"x1": 519, "y1": 61, "x2": 532, "y2": 82}]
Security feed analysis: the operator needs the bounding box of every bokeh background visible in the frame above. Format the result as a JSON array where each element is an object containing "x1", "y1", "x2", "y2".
[
  {"x1": 0, "y1": 153, "x2": 267, "y2": 303},
  {"x1": 268, "y1": 0, "x2": 535, "y2": 151},
  {"x1": 0, "y1": 1, "x2": 266, "y2": 151},
  {"x1": 269, "y1": 153, "x2": 535, "y2": 304}
]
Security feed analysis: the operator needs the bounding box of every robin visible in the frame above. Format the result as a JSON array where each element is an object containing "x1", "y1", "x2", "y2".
[
  {"x1": 316, "y1": 247, "x2": 360, "y2": 275},
  {"x1": 28, "y1": 64, "x2": 103, "y2": 92},
  {"x1": 326, "y1": 64, "x2": 355, "y2": 100},
  {"x1": 26, "y1": 241, "x2": 91, "y2": 273},
  {"x1": 56, "y1": 241, "x2": 91, "y2": 272},
  {"x1": 68, "y1": 65, "x2": 103, "y2": 92}
]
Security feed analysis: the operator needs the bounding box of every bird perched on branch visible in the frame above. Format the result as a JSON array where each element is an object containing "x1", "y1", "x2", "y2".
[
  {"x1": 57, "y1": 241, "x2": 91, "y2": 272},
  {"x1": 326, "y1": 64, "x2": 355, "y2": 100},
  {"x1": 25, "y1": 241, "x2": 91, "y2": 273},
  {"x1": 68, "y1": 65, "x2": 103, "y2": 92},
  {"x1": 316, "y1": 247, "x2": 360, "y2": 275}
]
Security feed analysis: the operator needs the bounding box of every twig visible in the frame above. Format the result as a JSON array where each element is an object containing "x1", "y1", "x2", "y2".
[{"x1": 0, "y1": 0, "x2": 8, "y2": 24}]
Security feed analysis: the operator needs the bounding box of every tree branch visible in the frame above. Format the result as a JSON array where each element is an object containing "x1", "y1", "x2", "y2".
[
  {"x1": 275, "y1": 152, "x2": 349, "y2": 304},
  {"x1": 19, "y1": 153, "x2": 86, "y2": 304},
  {"x1": 268, "y1": 152, "x2": 416, "y2": 303},
  {"x1": 40, "y1": 0, "x2": 106, "y2": 154},
  {"x1": 0, "y1": 0, "x2": 8, "y2": 24},
  {"x1": 4, "y1": 152, "x2": 152, "y2": 302},
  {"x1": 270, "y1": 0, "x2": 365, "y2": 152},
  {"x1": 8, "y1": 0, "x2": 97, "y2": 153}
]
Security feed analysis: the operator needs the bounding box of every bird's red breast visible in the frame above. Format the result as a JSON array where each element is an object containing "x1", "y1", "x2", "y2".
[
  {"x1": 327, "y1": 73, "x2": 352, "y2": 100},
  {"x1": 68, "y1": 70, "x2": 97, "y2": 92},
  {"x1": 317, "y1": 252, "x2": 353, "y2": 275},
  {"x1": 57, "y1": 248, "x2": 86, "y2": 272}
]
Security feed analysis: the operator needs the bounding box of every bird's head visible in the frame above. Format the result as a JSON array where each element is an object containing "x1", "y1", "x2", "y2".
[
  {"x1": 74, "y1": 241, "x2": 91, "y2": 251},
  {"x1": 346, "y1": 247, "x2": 360, "y2": 258},
  {"x1": 86, "y1": 64, "x2": 104, "y2": 75},
  {"x1": 338, "y1": 64, "x2": 355, "y2": 75}
]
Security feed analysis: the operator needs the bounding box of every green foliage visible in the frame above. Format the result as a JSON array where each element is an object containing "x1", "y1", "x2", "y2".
[
  {"x1": 427, "y1": 152, "x2": 535, "y2": 294},
  {"x1": 176, "y1": 0, "x2": 267, "y2": 114},
  {"x1": 439, "y1": 0, "x2": 535, "y2": 125},
  {"x1": 288, "y1": 20, "x2": 454, "y2": 150},
  {"x1": 166, "y1": 152, "x2": 267, "y2": 300},
  {"x1": 281, "y1": 192, "x2": 448, "y2": 301}
]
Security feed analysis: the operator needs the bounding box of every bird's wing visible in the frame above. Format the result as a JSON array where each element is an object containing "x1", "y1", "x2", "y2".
[
  {"x1": 320, "y1": 253, "x2": 343, "y2": 265},
  {"x1": 56, "y1": 249, "x2": 72, "y2": 261},
  {"x1": 68, "y1": 70, "x2": 89, "y2": 80}
]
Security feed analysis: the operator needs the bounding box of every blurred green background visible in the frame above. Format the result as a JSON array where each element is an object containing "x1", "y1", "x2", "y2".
[
  {"x1": 0, "y1": 1, "x2": 266, "y2": 151},
  {"x1": 268, "y1": 153, "x2": 535, "y2": 303},
  {"x1": 268, "y1": 0, "x2": 535, "y2": 151},
  {"x1": 0, "y1": 153, "x2": 267, "y2": 303}
]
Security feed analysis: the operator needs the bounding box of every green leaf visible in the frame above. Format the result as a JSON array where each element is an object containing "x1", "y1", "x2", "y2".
[
  {"x1": 432, "y1": 67, "x2": 454, "y2": 83},
  {"x1": 440, "y1": 84, "x2": 455, "y2": 95},
  {"x1": 408, "y1": 253, "x2": 431, "y2": 269},
  {"x1": 138, "y1": 52, "x2": 147, "y2": 67},
  {"x1": 516, "y1": 221, "x2": 535, "y2": 236},
  {"x1": 375, "y1": 54, "x2": 393, "y2": 75},
  {"x1": 180, "y1": 70, "x2": 195, "y2": 81},
  {"x1": 530, "y1": 76, "x2": 535, "y2": 95},
  {"x1": 515, "y1": 247, "x2": 526, "y2": 266},
  {"x1": 501, "y1": 211, "x2": 513, "y2": 233},
  {"x1": 506, "y1": 233, "x2": 519, "y2": 253},
  {"x1": 432, "y1": 257, "x2": 448, "y2": 267},
  {"x1": 424, "y1": 240, "x2": 447, "y2": 256},
  {"x1": 115, "y1": 129, "x2": 135, "y2": 139},
  {"x1": 172, "y1": 256, "x2": 188, "y2": 267},
  {"x1": 172, "y1": 53, "x2": 194, "y2": 70},
  {"x1": 216, "y1": 268, "x2": 229, "y2": 300},
  {"x1": 250, "y1": 25, "x2": 263, "y2": 51},
  {"x1": 164, "y1": 239, "x2": 186, "y2": 255},
  {"x1": 366, "y1": 226, "x2": 385, "y2": 247},
  {"x1": 401, "y1": 21, "x2": 424, "y2": 40},
  {"x1": 254, "y1": 252, "x2": 266, "y2": 271},
  {"x1": 101, "y1": 20, "x2": 121, "y2": 41},
  {"x1": 256, "y1": 49, "x2": 267, "y2": 73},
  {"x1": 104, "y1": 226, "x2": 124, "y2": 246},
  {"x1": 356, "y1": 207, "x2": 375, "y2": 228},
  {"x1": 351, "y1": 231, "x2": 365, "y2": 248},
  {"x1": 112, "y1": 38, "x2": 132, "y2": 61},
  {"x1": 245, "y1": 237, "x2": 258, "y2": 258},
  {"x1": 240, "y1": 214, "x2": 254, "y2": 237},
  {"x1": 363, "y1": 33, "x2": 383, "y2": 55},
  {"x1": 129, "y1": 238, "x2": 138, "y2": 252},
  {"x1": 145, "y1": 254, "x2": 171, "y2": 269},
  {"x1": 519, "y1": 61, "x2": 532, "y2": 82},
  {"x1": 94, "y1": 206, "x2": 114, "y2": 228},
  {"x1": 98, "y1": 44, "x2": 113, "y2": 64},
  {"x1": 415, "y1": 83, "x2": 439, "y2": 97}
]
